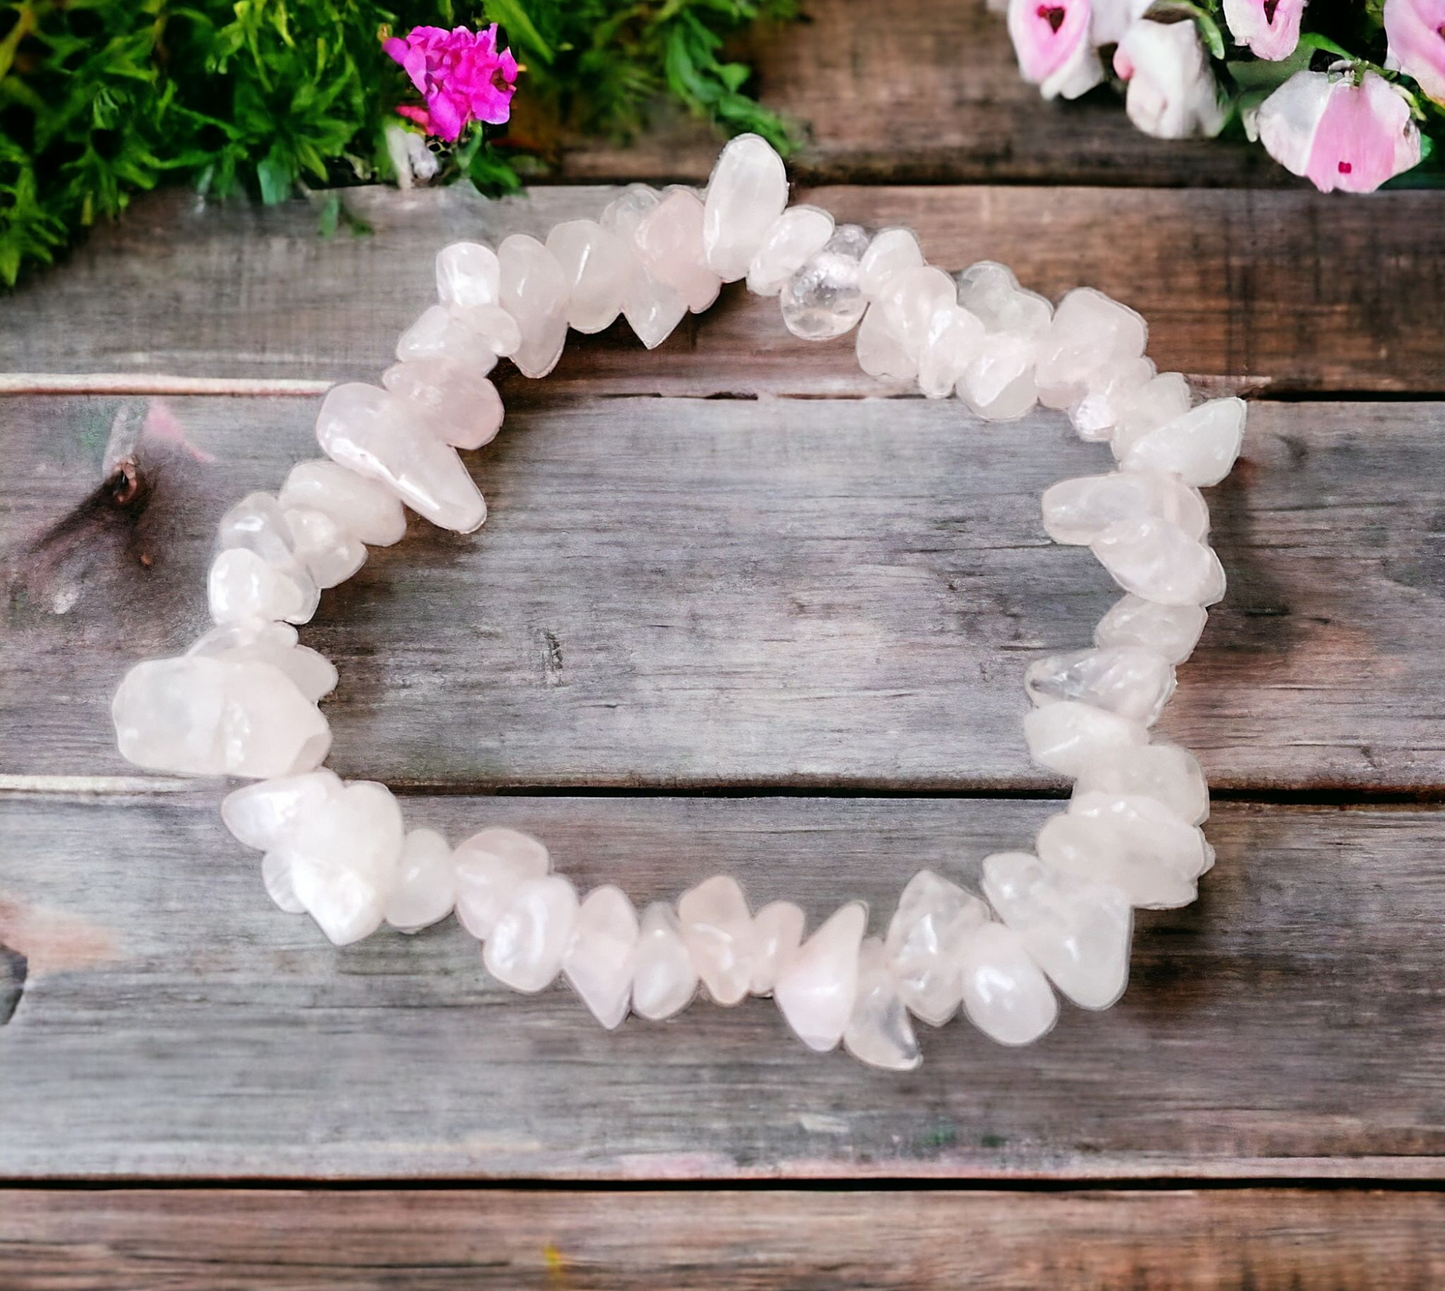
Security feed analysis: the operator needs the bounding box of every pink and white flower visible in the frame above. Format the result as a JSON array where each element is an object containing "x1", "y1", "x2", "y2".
[
  {"x1": 1113, "y1": 20, "x2": 1229, "y2": 138},
  {"x1": 382, "y1": 23, "x2": 519, "y2": 142},
  {"x1": 1090, "y1": 0, "x2": 1152, "y2": 46},
  {"x1": 1222, "y1": 0, "x2": 1308, "y2": 60},
  {"x1": 1255, "y1": 69, "x2": 1422, "y2": 192},
  {"x1": 1007, "y1": 0, "x2": 1105, "y2": 100},
  {"x1": 1384, "y1": 0, "x2": 1445, "y2": 104}
]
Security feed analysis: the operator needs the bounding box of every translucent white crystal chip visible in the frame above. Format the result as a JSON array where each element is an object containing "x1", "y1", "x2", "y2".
[
  {"x1": 749, "y1": 900, "x2": 806, "y2": 996},
  {"x1": 279, "y1": 459, "x2": 407, "y2": 547},
  {"x1": 982, "y1": 851, "x2": 1132, "y2": 1009},
  {"x1": 545, "y1": 219, "x2": 630, "y2": 334},
  {"x1": 383, "y1": 358, "x2": 504, "y2": 451},
  {"x1": 954, "y1": 261, "x2": 1052, "y2": 420},
  {"x1": 1094, "y1": 594, "x2": 1207, "y2": 665},
  {"x1": 452, "y1": 827, "x2": 550, "y2": 939},
  {"x1": 1024, "y1": 645, "x2": 1176, "y2": 726},
  {"x1": 113, "y1": 656, "x2": 330, "y2": 779},
  {"x1": 702, "y1": 132, "x2": 789, "y2": 281},
  {"x1": 485, "y1": 875, "x2": 579, "y2": 993},
  {"x1": 855, "y1": 264, "x2": 956, "y2": 380},
  {"x1": 262, "y1": 850, "x2": 305, "y2": 914},
  {"x1": 436, "y1": 241, "x2": 501, "y2": 309},
  {"x1": 208, "y1": 548, "x2": 316, "y2": 627},
  {"x1": 843, "y1": 937, "x2": 922, "y2": 1072},
  {"x1": 385, "y1": 828, "x2": 457, "y2": 934},
  {"x1": 1073, "y1": 744, "x2": 1210, "y2": 825},
  {"x1": 1122, "y1": 397, "x2": 1247, "y2": 487},
  {"x1": 678, "y1": 875, "x2": 756, "y2": 1006},
  {"x1": 498, "y1": 234, "x2": 570, "y2": 379},
  {"x1": 1069, "y1": 356, "x2": 1155, "y2": 440},
  {"x1": 858, "y1": 228, "x2": 924, "y2": 300},
  {"x1": 631, "y1": 902, "x2": 697, "y2": 1021},
  {"x1": 1034, "y1": 288, "x2": 1147, "y2": 410},
  {"x1": 885, "y1": 869, "x2": 988, "y2": 1026},
  {"x1": 564, "y1": 885, "x2": 640, "y2": 1029},
  {"x1": 274, "y1": 780, "x2": 404, "y2": 946},
  {"x1": 187, "y1": 622, "x2": 337, "y2": 703},
  {"x1": 222, "y1": 768, "x2": 342, "y2": 851},
  {"x1": 315, "y1": 383, "x2": 486, "y2": 534},
  {"x1": 1112, "y1": 371, "x2": 1193, "y2": 459},
  {"x1": 774, "y1": 902, "x2": 867, "y2": 1052},
  {"x1": 917, "y1": 305, "x2": 985, "y2": 400},
  {"x1": 781, "y1": 224, "x2": 871, "y2": 340},
  {"x1": 396, "y1": 304, "x2": 519, "y2": 368},
  {"x1": 601, "y1": 186, "x2": 688, "y2": 350},
  {"x1": 746, "y1": 206, "x2": 834, "y2": 297},
  {"x1": 1022, "y1": 701, "x2": 1149, "y2": 776},
  {"x1": 283, "y1": 506, "x2": 367, "y2": 589},
  {"x1": 636, "y1": 188, "x2": 721, "y2": 314},
  {"x1": 958, "y1": 921, "x2": 1058, "y2": 1046},
  {"x1": 1041, "y1": 471, "x2": 1208, "y2": 545},
  {"x1": 1091, "y1": 514, "x2": 1225, "y2": 607},
  {"x1": 956, "y1": 262, "x2": 1052, "y2": 337}
]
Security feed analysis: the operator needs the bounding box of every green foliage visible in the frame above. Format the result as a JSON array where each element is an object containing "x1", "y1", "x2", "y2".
[{"x1": 0, "y1": 0, "x2": 799, "y2": 285}]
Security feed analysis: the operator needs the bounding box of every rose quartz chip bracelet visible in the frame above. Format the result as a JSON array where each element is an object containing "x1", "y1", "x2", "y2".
[{"x1": 111, "y1": 134, "x2": 1246, "y2": 1071}]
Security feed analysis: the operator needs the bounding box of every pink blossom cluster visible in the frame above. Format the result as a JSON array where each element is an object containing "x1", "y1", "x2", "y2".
[
  {"x1": 1001, "y1": 0, "x2": 1443, "y2": 192},
  {"x1": 382, "y1": 23, "x2": 519, "y2": 143}
]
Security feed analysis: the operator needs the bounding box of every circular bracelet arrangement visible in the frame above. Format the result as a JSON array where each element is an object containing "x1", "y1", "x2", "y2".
[{"x1": 111, "y1": 134, "x2": 1245, "y2": 1072}]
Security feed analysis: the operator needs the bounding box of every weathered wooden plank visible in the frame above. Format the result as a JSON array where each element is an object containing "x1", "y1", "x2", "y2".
[
  {"x1": 4, "y1": 1187, "x2": 1443, "y2": 1289},
  {"x1": 534, "y1": 0, "x2": 1293, "y2": 189},
  {"x1": 3, "y1": 184, "x2": 1441, "y2": 395},
  {"x1": 5, "y1": 393, "x2": 1444, "y2": 793},
  {"x1": 1, "y1": 792, "x2": 1442, "y2": 1180}
]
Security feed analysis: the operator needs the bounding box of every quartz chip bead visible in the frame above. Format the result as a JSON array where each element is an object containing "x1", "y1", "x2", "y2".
[
  {"x1": 272, "y1": 780, "x2": 405, "y2": 946},
  {"x1": 632, "y1": 903, "x2": 698, "y2": 1021},
  {"x1": 780, "y1": 224, "x2": 871, "y2": 340},
  {"x1": 498, "y1": 234, "x2": 570, "y2": 379},
  {"x1": 678, "y1": 875, "x2": 756, "y2": 1006},
  {"x1": 1121, "y1": 397, "x2": 1247, "y2": 487},
  {"x1": 884, "y1": 869, "x2": 988, "y2": 1026},
  {"x1": 601, "y1": 186, "x2": 688, "y2": 350},
  {"x1": 1041, "y1": 471, "x2": 1208, "y2": 546},
  {"x1": 315, "y1": 383, "x2": 486, "y2": 534},
  {"x1": 958, "y1": 921, "x2": 1059, "y2": 1046},
  {"x1": 1073, "y1": 744, "x2": 1210, "y2": 825},
  {"x1": 221, "y1": 768, "x2": 343, "y2": 852},
  {"x1": 385, "y1": 828, "x2": 458, "y2": 934},
  {"x1": 1095, "y1": 594, "x2": 1207, "y2": 665},
  {"x1": 1068, "y1": 356, "x2": 1156, "y2": 441},
  {"x1": 1033, "y1": 287, "x2": 1148, "y2": 411},
  {"x1": 208, "y1": 548, "x2": 316, "y2": 627},
  {"x1": 452, "y1": 827, "x2": 550, "y2": 940},
  {"x1": 982, "y1": 852, "x2": 1132, "y2": 1010},
  {"x1": 436, "y1": 240, "x2": 501, "y2": 309},
  {"x1": 917, "y1": 304, "x2": 986, "y2": 400},
  {"x1": 857, "y1": 228, "x2": 924, "y2": 300},
  {"x1": 278, "y1": 460, "x2": 408, "y2": 547},
  {"x1": 187, "y1": 622, "x2": 337, "y2": 703},
  {"x1": 1091, "y1": 515, "x2": 1225, "y2": 607},
  {"x1": 702, "y1": 132, "x2": 789, "y2": 281},
  {"x1": 635, "y1": 188, "x2": 721, "y2": 314},
  {"x1": 1025, "y1": 646, "x2": 1176, "y2": 726},
  {"x1": 746, "y1": 206, "x2": 834, "y2": 298},
  {"x1": 954, "y1": 262, "x2": 1053, "y2": 420},
  {"x1": 484, "y1": 875, "x2": 580, "y2": 993},
  {"x1": 843, "y1": 938, "x2": 922, "y2": 1072},
  {"x1": 1112, "y1": 371, "x2": 1193, "y2": 459},
  {"x1": 1022, "y1": 701, "x2": 1149, "y2": 777},
  {"x1": 113, "y1": 656, "x2": 331, "y2": 778},
  {"x1": 773, "y1": 902, "x2": 867, "y2": 1052},
  {"x1": 545, "y1": 219, "x2": 631, "y2": 333},
  {"x1": 749, "y1": 900, "x2": 806, "y2": 996},
  {"x1": 855, "y1": 264, "x2": 956, "y2": 380},
  {"x1": 281, "y1": 505, "x2": 367, "y2": 589},
  {"x1": 382, "y1": 358, "x2": 504, "y2": 451},
  {"x1": 396, "y1": 303, "x2": 520, "y2": 369},
  {"x1": 564, "y1": 885, "x2": 640, "y2": 1029},
  {"x1": 263, "y1": 851, "x2": 305, "y2": 914}
]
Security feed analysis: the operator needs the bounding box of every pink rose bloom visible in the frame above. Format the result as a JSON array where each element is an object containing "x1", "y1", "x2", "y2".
[
  {"x1": 1384, "y1": 0, "x2": 1445, "y2": 104},
  {"x1": 1007, "y1": 0, "x2": 1104, "y2": 100},
  {"x1": 382, "y1": 23, "x2": 519, "y2": 142},
  {"x1": 1222, "y1": 0, "x2": 1307, "y2": 60},
  {"x1": 1256, "y1": 69, "x2": 1422, "y2": 192},
  {"x1": 1113, "y1": 20, "x2": 1228, "y2": 139}
]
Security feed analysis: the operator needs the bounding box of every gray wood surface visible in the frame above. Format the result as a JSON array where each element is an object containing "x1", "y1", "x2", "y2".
[
  {"x1": 3, "y1": 184, "x2": 1441, "y2": 395},
  {"x1": 5, "y1": 1187, "x2": 1444, "y2": 1289},
  {"x1": 1, "y1": 792, "x2": 1442, "y2": 1180},
  {"x1": 5, "y1": 393, "x2": 1444, "y2": 793}
]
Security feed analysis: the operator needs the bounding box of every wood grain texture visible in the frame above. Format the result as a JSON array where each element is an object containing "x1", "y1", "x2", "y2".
[
  {"x1": 4, "y1": 1187, "x2": 1443, "y2": 1289},
  {"x1": 4, "y1": 184, "x2": 1442, "y2": 394},
  {"x1": 1, "y1": 791, "x2": 1442, "y2": 1181},
  {"x1": 530, "y1": 0, "x2": 1294, "y2": 189},
  {"x1": 5, "y1": 393, "x2": 1444, "y2": 793}
]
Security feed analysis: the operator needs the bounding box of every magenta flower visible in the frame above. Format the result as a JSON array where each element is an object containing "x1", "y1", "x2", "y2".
[
  {"x1": 382, "y1": 23, "x2": 519, "y2": 142},
  {"x1": 1384, "y1": 0, "x2": 1445, "y2": 104},
  {"x1": 1256, "y1": 69, "x2": 1422, "y2": 192},
  {"x1": 1222, "y1": 0, "x2": 1307, "y2": 60},
  {"x1": 1007, "y1": 0, "x2": 1104, "y2": 100}
]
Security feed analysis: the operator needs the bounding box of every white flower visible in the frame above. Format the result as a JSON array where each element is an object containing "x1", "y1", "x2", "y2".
[{"x1": 1112, "y1": 19, "x2": 1229, "y2": 139}]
